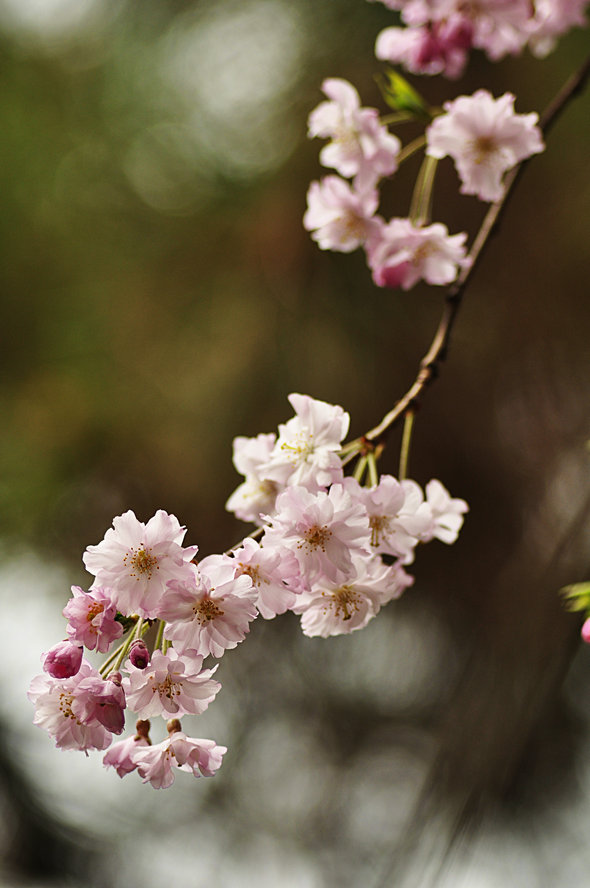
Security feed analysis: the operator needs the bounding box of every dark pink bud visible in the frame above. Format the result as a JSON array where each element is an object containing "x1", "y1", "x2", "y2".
[
  {"x1": 43, "y1": 641, "x2": 83, "y2": 679},
  {"x1": 129, "y1": 639, "x2": 150, "y2": 669},
  {"x1": 98, "y1": 677, "x2": 126, "y2": 734}
]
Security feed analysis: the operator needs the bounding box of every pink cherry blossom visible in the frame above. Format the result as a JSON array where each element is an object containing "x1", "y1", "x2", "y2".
[
  {"x1": 308, "y1": 78, "x2": 401, "y2": 189},
  {"x1": 83, "y1": 510, "x2": 199, "y2": 619},
  {"x1": 42, "y1": 640, "x2": 83, "y2": 679},
  {"x1": 63, "y1": 585, "x2": 123, "y2": 653},
  {"x1": 304, "y1": 176, "x2": 381, "y2": 253},
  {"x1": 225, "y1": 433, "x2": 281, "y2": 525},
  {"x1": 29, "y1": 661, "x2": 114, "y2": 752},
  {"x1": 231, "y1": 537, "x2": 301, "y2": 618},
  {"x1": 261, "y1": 393, "x2": 349, "y2": 491},
  {"x1": 263, "y1": 483, "x2": 371, "y2": 584},
  {"x1": 371, "y1": 0, "x2": 534, "y2": 66},
  {"x1": 375, "y1": 18, "x2": 473, "y2": 78},
  {"x1": 123, "y1": 648, "x2": 220, "y2": 718},
  {"x1": 157, "y1": 558, "x2": 257, "y2": 658},
  {"x1": 367, "y1": 218, "x2": 469, "y2": 290},
  {"x1": 133, "y1": 724, "x2": 226, "y2": 789},
  {"x1": 426, "y1": 90, "x2": 544, "y2": 202}
]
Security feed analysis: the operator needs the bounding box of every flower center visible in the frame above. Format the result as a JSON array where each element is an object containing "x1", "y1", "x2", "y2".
[
  {"x1": 470, "y1": 135, "x2": 497, "y2": 164},
  {"x1": 86, "y1": 601, "x2": 105, "y2": 628},
  {"x1": 124, "y1": 546, "x2": 159, "y2": 580},
  {"x1": 325, "y1": 585, "x2": 361, "y2": 621},
  {"x1": 342, "y1": 210, "x2": 369, "y2": 241},
  {"x1": 412, "y1": 239, "x2": 435, "y2": 266},
  {"x1": 193, "y1": 597, "x2": 224, "y2": 624},
  {"x1": 299, "y1": 524, "x2": 332, "y2": 553},
  {"x1": 155, "y1": 675, "x2": 181, "y2": 701},
  {"x1": 280, "y1": 430, "x2": 313, "y2": 462},
  {"x1": 369, "y1": 514, "x2": 391, "y2": 548},
  {"x1": 238, "y1": 563, "x2": 264, "y2": 587},
  {"x1": 58, "y1": 691, "x2": 80, "y2": 722}
]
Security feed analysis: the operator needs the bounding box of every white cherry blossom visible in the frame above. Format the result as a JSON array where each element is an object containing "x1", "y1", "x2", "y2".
[
  {"x1": 426, "y1": 90, "x2": 544, "y2": 202},
  {"x1": 308, "y1": 78, "x2": 401, "y2": 189},
  {"x1": 225, "y1": 433, "x2": 281, "y2": 525},
  {"x1": 261, "y1": 393, "x2": 349, "y2": 491},
  {"x1": 304, "y1": 176, "x2": 381, "y2": 253},
  {"x1": 424, "y1": 479, "x2": 469, "y2": 544},
  {"x1": 83, "y1": 510, "x2": 199, "y2": 619},
  {"x1": 293, "y1": 554, "x2": 413, "y2": 638}
]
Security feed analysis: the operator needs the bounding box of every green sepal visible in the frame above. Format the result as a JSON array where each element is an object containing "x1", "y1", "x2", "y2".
[
  {"x1": 561, "y1": 581, "x2": 590, "y2": 612},
  {"x1": 115, "y1": 612, "x2": 139, "y2": 632},
  {"x1": 376, "y1": 69, "x2": 431, "y2": 120}
]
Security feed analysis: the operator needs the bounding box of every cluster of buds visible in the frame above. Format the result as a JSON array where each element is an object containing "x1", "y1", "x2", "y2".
[
  {"x1": 304, "y1": 76, "x2": 545, "y2": 290},
  {"x1": 30, "y1": 394, "x2": 468, "y2": 788},
  {"x1": 370, "y1": 0, "x2": 589, "y2": 78}
]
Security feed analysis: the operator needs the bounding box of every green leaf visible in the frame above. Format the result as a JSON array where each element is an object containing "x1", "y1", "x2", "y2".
[
  {"x1": 376, "y1": 69, "x2": 431, "y2": 120},
  {"x1": 561, "y1": 581, "x2": 590, "y2": 612}
]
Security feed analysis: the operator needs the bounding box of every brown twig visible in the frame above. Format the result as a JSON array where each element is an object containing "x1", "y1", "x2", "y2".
[{"x1": 364, "y1": 52, "x2": 590, "y2": 447}]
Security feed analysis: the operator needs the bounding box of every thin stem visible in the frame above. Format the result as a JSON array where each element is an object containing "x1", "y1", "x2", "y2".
[
  {"x1": 367, "y1": 451, "x2": 379, "y2": 487},
  {"x1": 398, "y1": 134, "x2": 427, "y2": 165},
  {"x1": 380, "y1": 111, "x2": 421, "y2": 126},
  {"x1": 100, "y1": 618, "x2": 145, "y2": 677},
  {"x1": 363, "y1": 52, "x2": 590, "y2": 447},
  {"x1": 409, "y1": 155, "x2": 438, "y2": 225},
  {"x1": 353, "y1": 454, "x2": 368, "y2": 483},
  {"x1": 399, "y1": 410, "x2": 415, "y2": 481},
  {"x1": 154, "y1": 619, "x2": 166, "y2": 652},
  {"x1": 226, "y1": 524, "x2": 264, "y2": 554},
  {"x1": 99, "y1": 635, "x2": 130, "y2": 677}
]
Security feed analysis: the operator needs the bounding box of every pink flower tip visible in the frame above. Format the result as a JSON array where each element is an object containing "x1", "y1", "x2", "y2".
[
  {"x1": 581, "y1": 618, "x2": 590, "y2": 644},
  {"x1": 43, "y1": 641, "x2": 84, "y2": 679}
]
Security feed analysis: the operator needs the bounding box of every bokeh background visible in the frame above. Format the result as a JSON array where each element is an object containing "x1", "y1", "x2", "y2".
[{"x1": 1, "y1": 1, "x2": 590, "y2": 885}]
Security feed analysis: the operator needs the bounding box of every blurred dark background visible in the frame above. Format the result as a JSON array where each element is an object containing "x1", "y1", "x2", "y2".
[{"x1": 1, "y1": 0, "x2": 590, "y2": 885}]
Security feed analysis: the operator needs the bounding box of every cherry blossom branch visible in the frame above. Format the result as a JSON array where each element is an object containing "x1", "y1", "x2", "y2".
[{"x1": 364, "y1": 51, "x2": 590, "y2": 448}]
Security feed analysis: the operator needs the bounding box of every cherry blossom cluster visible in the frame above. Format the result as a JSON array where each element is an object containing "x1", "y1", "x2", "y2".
[
  {"x1": 304, "y1": 76, "x2": 545, "y2": 289},
  {"x1": 301, "y1": 0, "x2": 589, "y2": 291},
  {"x1": 29, "y1": 394, "x2": 467, "y2": 788},
  {"x1": 226, "y1": 393, "x2": 467, "y2": 636},
  {"x1": 369, "y1": 0, "x2": 590, "y2": 78}
]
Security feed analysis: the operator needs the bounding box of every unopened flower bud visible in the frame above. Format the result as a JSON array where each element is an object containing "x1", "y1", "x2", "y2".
[
  {"x1": 135, "y1": 719, "x2": 151, "y2": 743},
  {"x1": 581, "y1": 618, "x2": 590, "y2": 644},
  {"x1": 43, "y1": 640, "x2": 83, "y2": 679},
  {"x1": 129, "y1": 639, "x2": 150, "y2": 669},
  {"x1": 167, "y1": 718, "x2": 182, "y2": 735}
]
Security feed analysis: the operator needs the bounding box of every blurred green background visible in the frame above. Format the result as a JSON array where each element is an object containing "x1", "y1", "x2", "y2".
[{"x1": 1, "y1": 1, "x2": 590, "y2": 886}]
